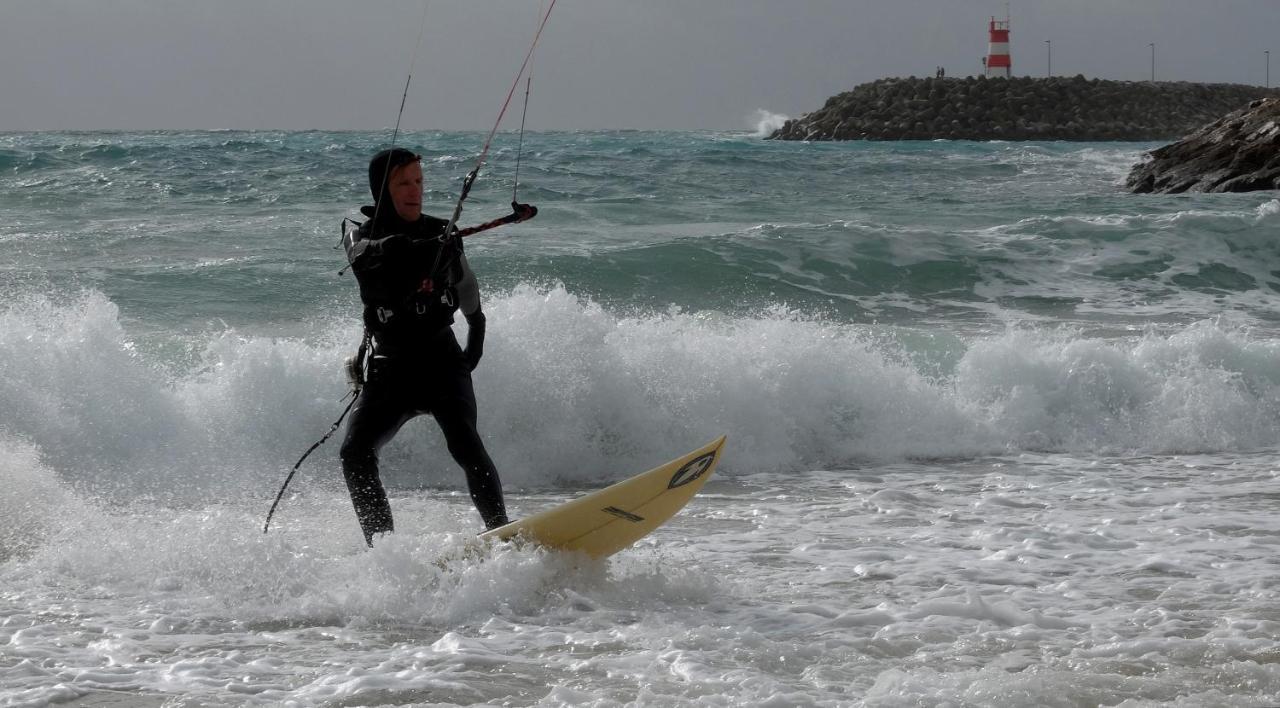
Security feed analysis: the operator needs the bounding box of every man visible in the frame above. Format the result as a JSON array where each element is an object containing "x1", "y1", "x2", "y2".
[{"x1": 339, "y1": 147, "x2": 508, "y2": 546}]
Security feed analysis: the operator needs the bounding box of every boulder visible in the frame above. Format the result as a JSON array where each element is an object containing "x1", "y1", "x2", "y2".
[{"x1": 1127, "y1": 98, "x2": 1280, "y2": 193}]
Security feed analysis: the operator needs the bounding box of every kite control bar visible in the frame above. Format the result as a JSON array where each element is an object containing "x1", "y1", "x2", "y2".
[{"x1": 454, "y1": 201, "x2": 538, "y2": 238}]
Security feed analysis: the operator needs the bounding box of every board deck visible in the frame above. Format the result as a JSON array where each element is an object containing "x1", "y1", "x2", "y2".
[{"x1": 479, "y1": 436, "x2": 726, "y2": 558}]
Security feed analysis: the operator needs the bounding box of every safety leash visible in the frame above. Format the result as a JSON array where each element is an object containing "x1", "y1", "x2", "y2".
[
  {"x1": 263, "y1": 332, "x2": 370, "y2": 533},
  {"x1": 262, "y1": 391, "x2": 360, "y2": 534}
]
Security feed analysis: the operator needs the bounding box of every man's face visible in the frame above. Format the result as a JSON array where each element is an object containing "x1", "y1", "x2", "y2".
[{"x1": 388, "y1": 161, "x2": 423, "y2": 221}]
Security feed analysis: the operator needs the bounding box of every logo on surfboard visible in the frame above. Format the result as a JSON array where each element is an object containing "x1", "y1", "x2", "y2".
[
  {"x1": 668, "y1": 452, "x2": 716, "y2": 489},
  {"x1": 602, "y1": 506, "x2": 645, "y2": 522}
]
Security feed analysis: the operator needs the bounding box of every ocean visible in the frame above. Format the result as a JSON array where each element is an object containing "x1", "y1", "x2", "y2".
[{"x1": 2, "y1": 130, "x2": 1279, "y2": 706}]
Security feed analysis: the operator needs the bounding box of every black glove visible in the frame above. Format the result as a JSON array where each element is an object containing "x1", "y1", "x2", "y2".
[{"x1": 463, "y1": 310, "x2": 486, "y2": 372}]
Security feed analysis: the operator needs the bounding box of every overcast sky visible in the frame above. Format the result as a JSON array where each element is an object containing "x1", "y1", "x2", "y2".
[{"x1": 2, "y1": 0, "x2": 1276, "y2": 132}]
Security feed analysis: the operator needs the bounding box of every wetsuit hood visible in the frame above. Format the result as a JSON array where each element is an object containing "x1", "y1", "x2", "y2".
[{"x1": 363, "y1": 148, "x2": 421, "y2": 227}]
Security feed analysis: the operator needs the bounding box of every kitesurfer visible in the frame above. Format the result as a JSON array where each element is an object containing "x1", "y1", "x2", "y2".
[{"x1": 339, "y1": 148, "x2": 509, "y2": 546}]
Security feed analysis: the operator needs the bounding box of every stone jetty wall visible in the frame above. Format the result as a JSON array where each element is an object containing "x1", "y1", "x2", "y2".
[
  {"x1": 769, "y1": 76, "x2": 1280, "y2": 141},
  {"x1": 1127, "y1": 97, "x2": 1280, "y2": 193}
]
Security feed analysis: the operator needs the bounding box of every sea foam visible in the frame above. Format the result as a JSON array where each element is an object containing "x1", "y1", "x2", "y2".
[{"x1": 2, "y1": 288, "x2": 1279, "y2": 507}]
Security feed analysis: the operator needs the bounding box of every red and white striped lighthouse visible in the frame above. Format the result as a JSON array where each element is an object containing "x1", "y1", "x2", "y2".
[{"x1": 985, "y1": 16, "x2": 1012, "y2": 78}]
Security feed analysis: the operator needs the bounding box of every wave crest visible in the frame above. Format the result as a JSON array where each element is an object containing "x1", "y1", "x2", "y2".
[{"x1": 2, "y1": 290, "x2": 1279, "y2": 504}]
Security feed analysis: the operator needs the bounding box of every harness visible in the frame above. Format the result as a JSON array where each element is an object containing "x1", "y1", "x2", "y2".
[{"x1": 342, "y1": 217, "x2": 463, "y2": 336}]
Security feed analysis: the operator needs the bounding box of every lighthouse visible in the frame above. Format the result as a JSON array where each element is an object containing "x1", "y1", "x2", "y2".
[{"x1": 985, "y1": 15, "x2": 1012, "y2": 78}]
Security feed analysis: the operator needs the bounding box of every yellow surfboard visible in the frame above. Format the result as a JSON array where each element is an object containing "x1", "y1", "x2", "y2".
[{"x1": 479, "y1": 436, "x2": 726, "y2": 558}]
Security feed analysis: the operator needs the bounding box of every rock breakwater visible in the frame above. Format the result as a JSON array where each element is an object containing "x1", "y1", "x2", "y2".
[
  {"x1": 1127, "y1": 97, "x2": 1280, "y2": 193},
  {"x1": 769, "y1": 76, "x2": 1280, "y2": 142}
]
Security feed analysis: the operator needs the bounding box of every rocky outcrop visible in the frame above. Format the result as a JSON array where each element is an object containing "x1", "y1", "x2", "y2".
[
  {"x1": 1126, "y1": 98, "x2": 1280, "y2": 193},
  {"x1": 769, "y1": 76, "x2": 1280, "y2": 142}
]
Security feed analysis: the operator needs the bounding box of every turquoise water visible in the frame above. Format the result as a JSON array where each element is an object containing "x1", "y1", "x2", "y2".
[
  {"x1": 7, "y1": 131, "x2": 1279, "y2": 335},
  {"x1": 3, "y1": 131, "x2": 1280, "y2": 706}
]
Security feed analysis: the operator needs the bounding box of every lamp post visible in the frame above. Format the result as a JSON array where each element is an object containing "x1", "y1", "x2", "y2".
[
  {"x1": 1149, "y1": 42, "x2": 1156, "y2": 82},
  {"x1": 1045, "y1": 39, "x2": 1052, "y2": 77}
]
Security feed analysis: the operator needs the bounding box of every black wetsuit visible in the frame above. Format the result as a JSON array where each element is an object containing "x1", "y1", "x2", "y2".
[{"x1": 339, "y1": 205, "x2": 508, "y2": 546}]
